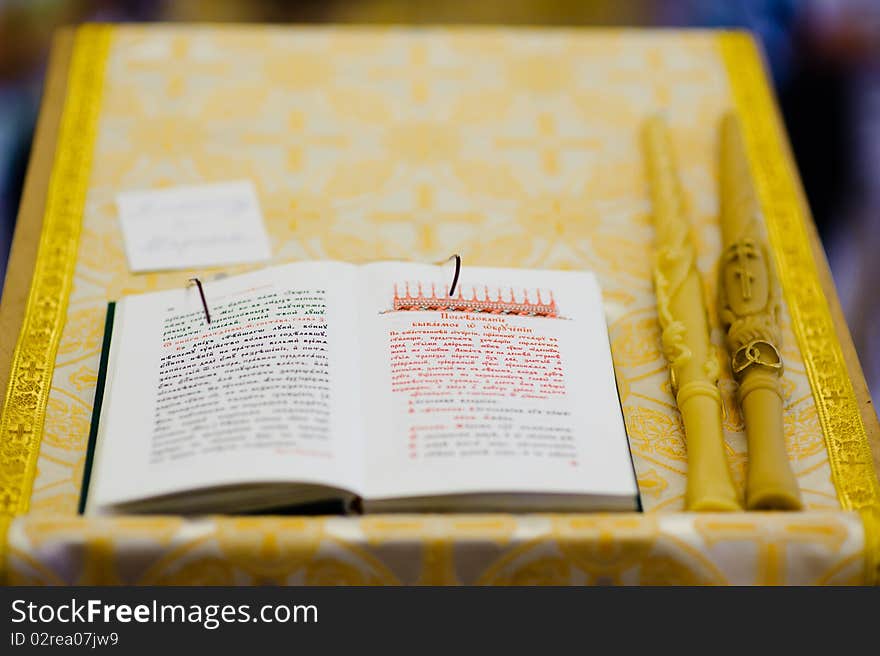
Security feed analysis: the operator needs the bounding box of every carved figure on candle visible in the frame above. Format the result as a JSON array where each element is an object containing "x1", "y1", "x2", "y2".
[
  {"x1": 720, "y1": 237, "x2": 783, "y2": 376},
  {"x1": 718, "y1": 112, "x2": 802, "y2": 510}
]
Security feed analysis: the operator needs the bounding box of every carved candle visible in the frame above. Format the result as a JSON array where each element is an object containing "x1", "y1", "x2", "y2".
[
  {"x1": 718, "y1": 112, "x2": 802, "y2": 510},
  {"x1": 642, "y1": 116, "x2": 741, "y2": 511}
]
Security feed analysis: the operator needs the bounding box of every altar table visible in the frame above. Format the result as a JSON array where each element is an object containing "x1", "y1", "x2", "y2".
[{"x1": 1, "y1": 24, "x2": 878, "y2": 585}]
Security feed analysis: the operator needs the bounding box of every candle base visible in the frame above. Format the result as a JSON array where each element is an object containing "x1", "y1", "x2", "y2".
[{"x1": 679, "y1": 392, "x2": 742, "y2": 512}]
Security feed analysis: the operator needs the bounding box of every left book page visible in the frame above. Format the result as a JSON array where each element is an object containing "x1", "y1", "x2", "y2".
[{"x1": 84, "y1": 261, "x2": 364, "y2": 514}]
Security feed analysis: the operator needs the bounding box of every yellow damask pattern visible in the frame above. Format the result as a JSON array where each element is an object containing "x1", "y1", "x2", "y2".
[
  {"x1": 1, "y1": 25, "x2": 877, "y2": 584},
  {"x1": 4, "y1": 513, "x2": 866, "y2": 585}
]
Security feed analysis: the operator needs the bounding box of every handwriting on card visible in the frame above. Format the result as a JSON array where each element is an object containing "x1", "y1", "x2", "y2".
[{"x1": 116, "y1": 180, "x2": 272, "y2": 272}]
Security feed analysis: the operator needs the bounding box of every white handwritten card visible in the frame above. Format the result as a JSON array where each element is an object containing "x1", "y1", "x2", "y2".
[{"x1": 116, "y1": 181, "x2": 272, "y2": 272}]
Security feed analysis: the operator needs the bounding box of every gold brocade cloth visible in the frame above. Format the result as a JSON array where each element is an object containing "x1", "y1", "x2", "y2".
[{"x1": 1, "y1": 25, "x2": 878, "y2": 585}]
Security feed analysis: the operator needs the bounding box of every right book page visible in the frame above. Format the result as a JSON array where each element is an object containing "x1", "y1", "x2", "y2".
[{"x1": 357, "y1": 262, "x2": 638, "y2": 509}]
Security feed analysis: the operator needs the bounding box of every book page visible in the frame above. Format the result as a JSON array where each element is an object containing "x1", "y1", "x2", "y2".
[
  {"x1": 358, "y1": 262, "x2": 636, "y2": 502},
  {"x1": 88, "y1": 261, "x2": 363, "y2": 510}
]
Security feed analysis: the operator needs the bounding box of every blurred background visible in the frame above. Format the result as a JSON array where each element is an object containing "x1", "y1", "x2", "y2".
[{"x1": 1, "y1": 0, "x2": 879, "y2": 401}]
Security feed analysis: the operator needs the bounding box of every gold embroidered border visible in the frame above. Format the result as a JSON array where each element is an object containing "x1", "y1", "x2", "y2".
[
  {"x1": 0, "y1": 24, "x2": 112, "y2": 516},
  {"x1": 719, "y1": 32, "x2": 880, "y2": 514}
]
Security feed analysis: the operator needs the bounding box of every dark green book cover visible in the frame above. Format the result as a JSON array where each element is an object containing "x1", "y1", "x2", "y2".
[{"x1": 78, "y1": 301, "x2": 115, "y2": 514}]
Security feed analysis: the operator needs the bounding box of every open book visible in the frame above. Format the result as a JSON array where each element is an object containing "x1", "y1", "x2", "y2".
[{"x1": 81, "y1": 261, "x2": 639, "y2": 514}]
